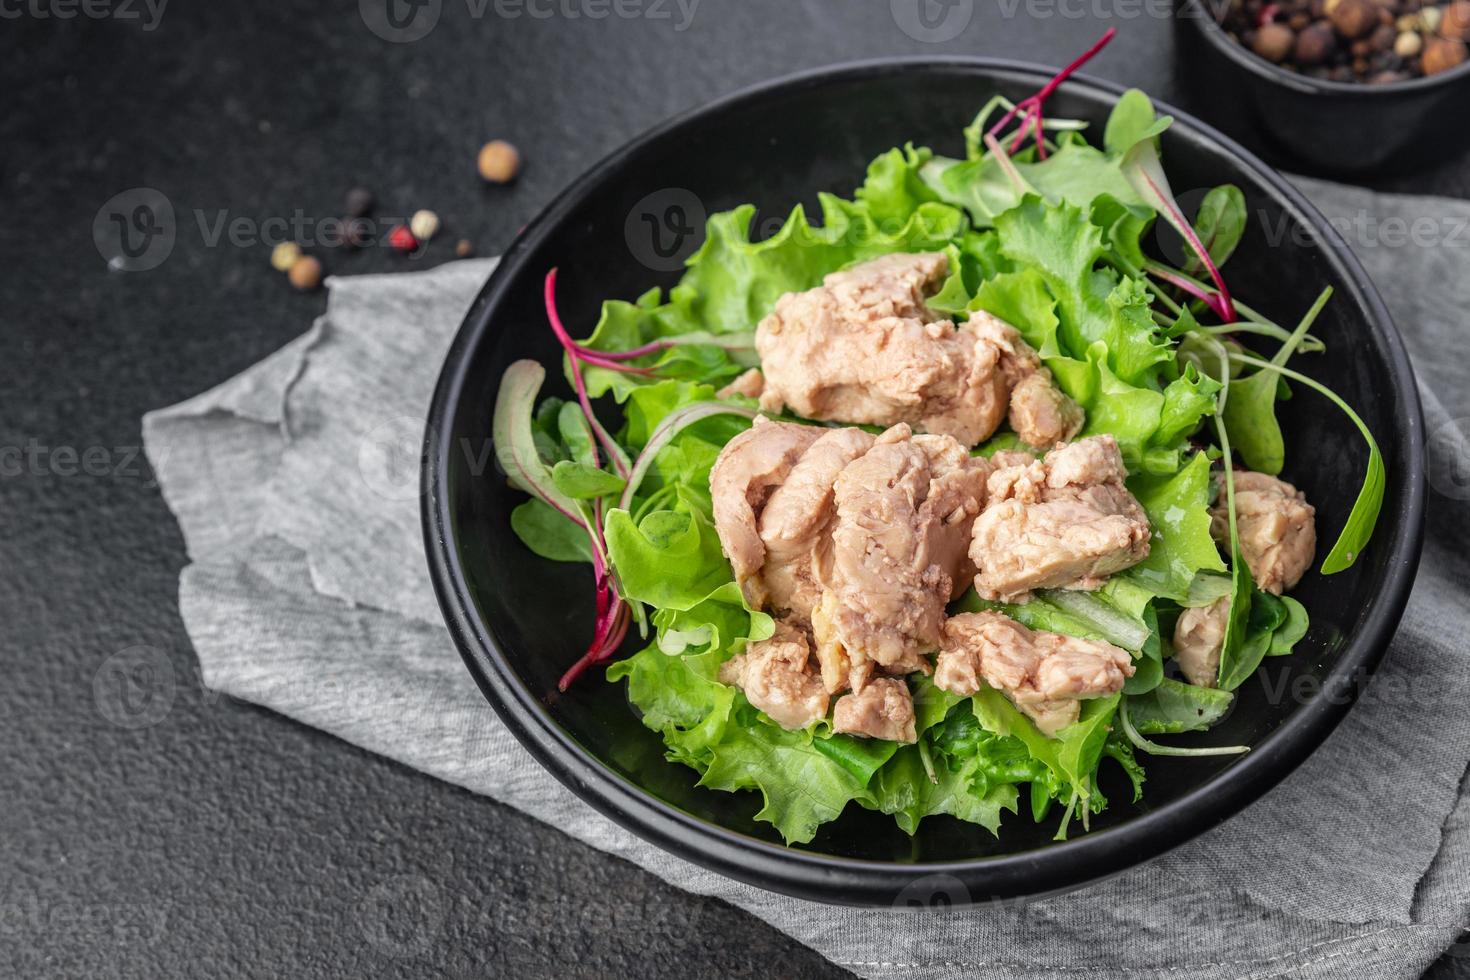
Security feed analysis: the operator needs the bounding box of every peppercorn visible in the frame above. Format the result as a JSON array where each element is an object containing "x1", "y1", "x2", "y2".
[
  {"x1": 270, "y1": 241, "x2": 302, "y2": 272},
  {"x1": 1423, "y1": 34, "x2": 1469, "y2": 70},
  {"x1": 1288, "y1": 10, "x2": 1312, "y2": 27},
  {"x1": 455, "y1": 238, "x2": 474, "y2": 258},
  {"x1": 478, "y1": 140, "x2": 521, "y2": 184},
  {"x1": 409, "y1": 209, "x2": 440, "y2": 242},
  {"x1": 1329, "y1": 0, "x2": 1378, "y2": 37},
  {"x1": 1422, "y1": 5, "x2": 1442, "y2": 32},
  {"x1": 1295, "y1": 21, "x2": 1338, "y2": 61},
  {"x1": 1370, "y1": 68, "x2": 1409, "y2": 80},
  {"x1": 1441, "y1": 0, "x2": 1470, "y2": 39},
  {"x1": 1394, "y1": 28, "x2": 1423, "y2": 55},
  {"x1": 388, "y1": 224, "x2": 418, "y2": 253},
  {"x1": 287, "y1": 255, "x2": 323, "y2": 291},
  {"x1": 1254, "y1": 21, "x2": 1298, "y2": 58},
  {"x1": 345, "y1": 187, "x2": 374, "y2": 219}
]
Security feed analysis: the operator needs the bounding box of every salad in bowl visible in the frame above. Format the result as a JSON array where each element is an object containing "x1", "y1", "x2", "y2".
[{"x1": 488, "y1": 34, "x2": 1385, "y2": 848}]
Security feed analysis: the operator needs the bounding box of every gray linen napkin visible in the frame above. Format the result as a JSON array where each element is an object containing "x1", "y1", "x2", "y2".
[{"x1": 142, "y1": 177, "x2": 1470, "y2": 979}]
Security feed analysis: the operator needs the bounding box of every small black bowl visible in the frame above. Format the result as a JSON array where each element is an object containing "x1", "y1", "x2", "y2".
[
  {"x1": 423, "y1": 58, "x2": 1425, "y2": 905},
  {"x1": 1174, "y1": 0, "x2": 1470, "y2": 177}
]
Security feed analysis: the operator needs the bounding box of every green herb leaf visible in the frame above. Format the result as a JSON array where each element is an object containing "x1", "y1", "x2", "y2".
[
  {"x1": 1104, "y1": 89, "x2": 1172, "y2": 157},
  {"x1": 1229, "y1": 354, "x2": 1386, "y2": 574},
  {"x1": 510, "y1": 498, "x2": 594, "y2": 563},
  {"x1": 551, "y1": 460, "x2": 626, "y2": 500},
  {"x1": 1190, "y1": 185, "x2": 1247, "y2": 271},
  {"x1": 1125, "y1": 678, "x2": 1233, "y2": 734}
]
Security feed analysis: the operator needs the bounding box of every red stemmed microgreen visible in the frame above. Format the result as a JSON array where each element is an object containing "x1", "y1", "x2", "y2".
[
  {"x1": 544, "y1": 269, "x2": 633, "y2": 478},
  {"x1": 1144, "y1": 262, "x2": 1236, "y2": 323},
  {"x1": 985, "y1": 28, "x2": 1117, "y2": 161},
  {"x1": 493, "y1": 359, "x2": 627, "y2": 691},
  {"x1": 1123, "y1": 143, "x2": 1239, "y2": 323},
  {"x1": 506, "y1": 272, "x2": 771, "y2": 691}
]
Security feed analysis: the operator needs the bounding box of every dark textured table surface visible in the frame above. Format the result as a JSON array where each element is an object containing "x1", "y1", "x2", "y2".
[{"x1": 5, "y1": 2, "x2": 1468, "y2": 977}]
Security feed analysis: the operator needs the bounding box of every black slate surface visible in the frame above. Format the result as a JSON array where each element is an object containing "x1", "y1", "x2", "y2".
[{"x1": 4, "y1": 2, "x2": 1467, "y2": 977}]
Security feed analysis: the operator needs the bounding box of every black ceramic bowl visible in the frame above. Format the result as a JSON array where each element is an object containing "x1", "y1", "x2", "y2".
[
  {"x1": 423, "y1": 59, "x2": 1425, "y2": 905},
  {"x1": 1174, "y1": 0, "x2": 1470, "y2": 177}
]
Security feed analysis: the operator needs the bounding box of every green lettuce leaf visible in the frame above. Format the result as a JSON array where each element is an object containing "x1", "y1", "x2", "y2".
[
  {"x1": 994, "y1": 197, "x2": 1173, "y2": 387},
  {"x1": 673, "y1": 196, "x2": 966, "y2": 332},
  {"x1": 607, "y1": 642, "x2": 736, "y2": 769},
  {"x1": 1124, "y1": 450, "x2": 1228, "y2": 601},
  {"x1": 604, "y1": 490, "x2": 732, "y2": 611},
  {"x1": 699, "y1": 715, "x2": 872, "y2": 844}
]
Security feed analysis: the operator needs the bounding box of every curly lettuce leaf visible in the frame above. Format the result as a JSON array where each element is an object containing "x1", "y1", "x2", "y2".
[
  {"x1": 994, "y1": 197, "x2": 1173, "y2": 387},
  {"x1": 868, "y1": 741, "x2": 1019, "y2": 836},
  {"x1": 971, "y1": 688, "x2": 1121, "y2": 810},
  {"x1": 853, "y1": 143, "x2": 943, "y2": 227},
  {"x1": 607, "y1": 642, "x2": 736, "y2": 769},
  {"x1": 604, "y1": 489, "x2": 731, "y2": 611},
  {"x1": 672, "y1": 196, "x2": 966, "y2": 333},
  {"x1": 699, "y1": 712, "x2": 873, "y2": 844}
]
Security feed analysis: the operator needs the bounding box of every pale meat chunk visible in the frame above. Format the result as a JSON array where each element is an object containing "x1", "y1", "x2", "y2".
[
  {"x1": 936, "y1": 611, "x2": 1134, "y2": 736},
  {"x1": 969, "y1": 435, "x2": 1151, "y2": 602},
  {"x1": 754, "y1": 252, "x2": 1080, "y2": 448},
  {"x1": 717, "y1": 367, "x2": 765, "y2": 400},
  {"x1": 831, "y1": 678, "x2": 917, "y2": 743},
  {"x1": 1009, "y1": 371, "x2": 1085, "y2": 449},
  {"x1": 709, "y1": 417, "x2": 820, "y2": 610},
  {"x1": 757, "y1": 427, "x2": 876, "y2": 620},
  {"x1": 1174, "y1": 596, "x2": 1231, "y2": 688},
  {"x1": 967, "y1": 315, "x2": 1084, "y2": 449},
  {"x1": 811, "y1": 424, "x2": 988, "y2": 693},
  {"x1": 1210, "y1": 470, "x2": 1317, "y2": 595},
  {"x1": 718, "y1": 623, "x2": 828, "y2": 731}
]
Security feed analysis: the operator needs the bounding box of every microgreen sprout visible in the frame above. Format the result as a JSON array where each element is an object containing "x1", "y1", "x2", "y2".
[{"x1": 985, "y1": 28, "x2": 1118, "y2": 161}]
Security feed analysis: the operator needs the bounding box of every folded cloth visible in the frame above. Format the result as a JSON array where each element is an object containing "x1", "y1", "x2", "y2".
[{"x1": 143, "y1": 177, "x2": 1470, "y2": 979}]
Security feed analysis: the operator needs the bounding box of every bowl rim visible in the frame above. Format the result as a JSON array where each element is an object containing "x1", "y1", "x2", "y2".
[
  {"x1": 422, "y1": 55, "x2": 1427, "y2": 906},
  {"x1": 1177, "y1": 0, "x2": 1470, "y2": 95}
]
